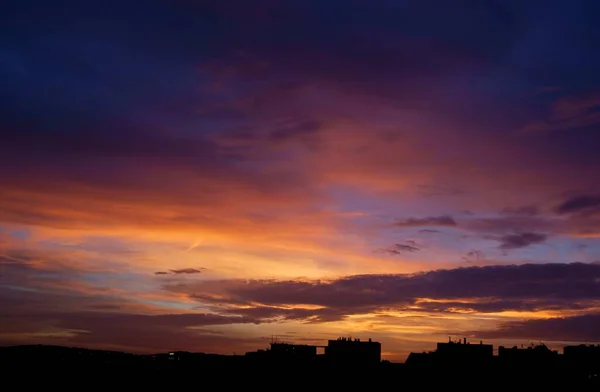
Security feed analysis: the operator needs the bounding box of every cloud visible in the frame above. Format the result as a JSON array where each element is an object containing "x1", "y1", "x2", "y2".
[
  {"x1": 462, "y1": 250, "x2": 484, "y2": 263},
  {"x1": 418, "y1": 298, "x2": 586, "y2": 314},
  {"x1": 0, "y1": 309, "x2": 261, "y2": 354},
  {"x1": 3, "y1": 0, "x2": 600, "y2": 358},
  {"x1": 502, "y1": 205, "x2": 540, "y2": 216},
  {"x1": 395, "y1": 216, "x2": 457, "y2": 227},
  {"x1": 416, "y1": 184, "x2": 465, "y2": 197},
  {"x1": 56, "y1": 312, "x2": 257, "y2": 330},
  {"x1": 155, "y1": 268, "x2": 206, "y2": 275},
  {"x1": 170, "y1": 268, "x2": 205, "y2": 274},
  {"x1": 164, "y1": 263, "x2": 600, "y2": 322},
  {"x1": 497, "y1": 232, "x2": 547, "y2": 250},
  {"x1": 461, "y1": 216, "x2": 554, "y2": 235},
  {"x1": 458, "y1": 212, "x2": 600, "y2": 240},
  {"x1": 267, "y1": 120, "x2": 322, "y2": 144},
  {"x1": 380, "y1": 243, "x2": 421, "y2": 254},
  {"x1": 523, "y1": 91, "x2": 600, "y2": 133},
  {"x1": 222, "y1": 305, "x2": 356, "y2": 324},
  {"x1": 466, "y1": 250, "x2": 483, "y2": 259},
  {"x1": 471, "y1": 314, "x2": 600, "y2": 342},
  {"x1": 555, "y1": 195, "x2": 600, "y2": 216},
  {"x1": 0, "y1": 265, "x2": 262, "y2": 354}
]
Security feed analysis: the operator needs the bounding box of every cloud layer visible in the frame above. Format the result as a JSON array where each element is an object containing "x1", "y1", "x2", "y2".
[
  {"x1": 1, "y1": 0, "x2": 600, "y2": 359},
  {"x1": 164, "y1": 263, "x2": 600, "y2": 318}
]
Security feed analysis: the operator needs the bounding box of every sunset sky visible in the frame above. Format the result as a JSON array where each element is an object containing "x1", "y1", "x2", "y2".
[{"x1": 2, "y1": 0, "x2": 600, "y2": 362}]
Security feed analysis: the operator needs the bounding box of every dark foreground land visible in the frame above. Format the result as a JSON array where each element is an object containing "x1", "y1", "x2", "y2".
[{"x1": 1, "y1": 345, "x2": 598, "y2": 390}]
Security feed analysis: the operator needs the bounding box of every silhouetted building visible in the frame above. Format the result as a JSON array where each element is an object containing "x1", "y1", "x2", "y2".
[
  {"x1": 564, "y1": 344, "x2": 600, "y2": 377},
  {"x1": 244, "y1": 341, "x2": 318, "y2": 366},
  {"x1": 564, "y1": 344, "x2": 600, "y2": 363},
  {"x1": 325, "y1": 337, "x2": 381, "y2": 368},
  {"x1": 405, "y1": 351, "x2": 435, "y2": 367},
  {"x1": 498, "y1": 343, "x2": 559, "y2": 369},
  {"x1": 406, "y1": 337, "x2": 493, "y2": 370},
  {"x1": 3, "y1": 341, "x2": 600, "y2": 387},
  {"x1": 269, "y1": 342, "x2": 317, "y2": 360},
  {"x1": 435, "y1": 337, "x2": 493, "y2": 367}
]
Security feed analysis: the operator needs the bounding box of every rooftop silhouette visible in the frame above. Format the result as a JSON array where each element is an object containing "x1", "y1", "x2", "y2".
[{"x1": 2, "y1": 336, "x2": 599, "y2": 388}]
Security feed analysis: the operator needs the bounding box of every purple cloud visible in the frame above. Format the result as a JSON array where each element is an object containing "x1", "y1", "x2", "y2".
[
  {"x1": 164, "y1": 263, "x2": 600, "y2": 322},
  {"x1": 502, "y1": 205, "x2": 540, "y2": 216},
  {"x1": 555, "y1": 195, "x2": 600, "y2": 216},
  {"x1": 395, "y1": 216, "x2": 457, "y2": 227},
  {"x1": 471, "y1": 314, "x2": 600, "y2": 342},
  {"x1": 498, "y1": 232, "x2": 548, "y2": 250},
  {"x1": 379, "y1": 243, "x2": 421, "y2": 254}
]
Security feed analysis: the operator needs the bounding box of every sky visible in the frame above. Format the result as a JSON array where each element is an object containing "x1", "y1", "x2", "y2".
[{"x1": 1, "y1": 0, "x2": 600, "y2": 362}]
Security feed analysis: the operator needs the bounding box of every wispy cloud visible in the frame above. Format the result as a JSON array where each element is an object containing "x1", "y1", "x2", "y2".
[
  {"x1": 379, "y1": 243, "x2": 421, "y2": 254},
  {"x1": 555, "y1": 195, "x2": 600, "y2": 216},
  {"x1": 395, "y1": 216, "x2": 457, "y2": 227},
  {"x1": 497, "y1": 232, "x2": 548, "y2": 250},
  {"x1": 155, "y1": 268, "x2": 206, "y2": 275}
]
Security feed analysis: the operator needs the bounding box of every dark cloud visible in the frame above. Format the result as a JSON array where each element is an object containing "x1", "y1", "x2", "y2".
[
  {"x1": 54, "y1": 312, "x2": 256, "y2": 330},
  {"x1": 472, "y1": 314, "x2": 600, "y2": 342},
  {"x1": 222, "y1": 305, "x2": 358, "y2": 324},
  {"x1": 379, "y1": 243, "x2": 420, "y2": 254},
  {"x1": 89, "y1": 304, "x2": 121, "y2": 310},
  {"x1": 0, "y1": 279, "x2": 262, "y2": 353},
  {"x1": 395, "y1": 216, "x2": 457, "y2": 227},
  {"x1": 502, "y1": 205, "x2": 540, "y2": 216},
  {"x1": 419, "y1": 229, "x2": 439, "y2": 234},
  {"x1": 416, "y1": 184, "x2": 465, "y2": 197},
  {"x1": 555, "y1": 195, "x2": 600, "y2": 215},
  {"x1": 155, "y1": 268, "x2": 206, "y2": 275},
  {"x1": 268, "y1": 120, "x2": 322, "y2": 144},
  {"x1": 417, "y1": 298, "x2": 586, "y2": 314},
  {"x1": 0, "y1": 309, "x2": 261, "y2": 354},
  {"x1": 1, "y1": 0, "x2": 600, "y2": 240},
  {"x1": 393, "y1": 244, "x2": 420, "y2": 253},
  {"x1": 460, "y1": 212, "x2": 600, "y2": 240},
  {"x1": 165, "y1": 263, "x2": 600, "y2": 322},
  {"x1": 523, "y1": 91, "x2": 600, "y2": 133},
  {"x1": 222, "y1": 118, "x2": 323, "y2": 151},
  {"x1": 498, "y1": 232, "x2": 547, "y2": 250},
  {"x1": 170, "y1": 268, "x2": 205, "y2": 274},
  {"x1": 467, "y1": 250, "x2": 484, "y2": 259},
  {"x1": 462, "y1": 250, "x2": 484, "y2": 263},
  {"x1": 462, "y1": 216, "x2": 554, "y2": 235}
]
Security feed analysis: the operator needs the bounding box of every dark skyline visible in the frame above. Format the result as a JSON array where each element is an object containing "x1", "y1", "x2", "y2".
[{"x1": 1, "y1": 0, "x2": 600, "y2": 362}]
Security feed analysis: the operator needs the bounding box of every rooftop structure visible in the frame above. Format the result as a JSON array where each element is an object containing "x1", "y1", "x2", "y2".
[{"x1": 326, "y1": 337, "x2": 381, "y2": 367}]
